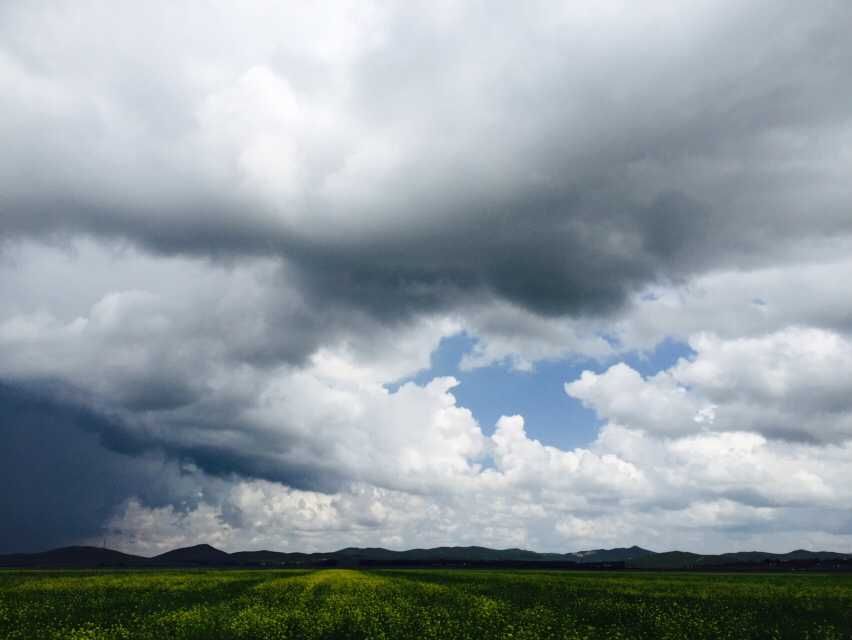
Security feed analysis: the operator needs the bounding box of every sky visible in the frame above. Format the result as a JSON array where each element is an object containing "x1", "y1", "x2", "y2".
[{"x1": 1, "y1": 0, "x2": 852, "y2": 556}]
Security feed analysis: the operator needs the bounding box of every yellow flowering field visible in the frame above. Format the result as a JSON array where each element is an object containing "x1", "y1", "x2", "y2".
[{"x1": 1, "y1": 568, "x2": 851, "y2": 639}]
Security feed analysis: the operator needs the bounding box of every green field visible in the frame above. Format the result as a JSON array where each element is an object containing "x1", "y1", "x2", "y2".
[{"x1": 1, "y1": 569, "x2": 851, "y2": 639}]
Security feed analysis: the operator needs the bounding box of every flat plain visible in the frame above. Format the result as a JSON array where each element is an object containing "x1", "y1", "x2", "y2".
[{"x1": 1, "y1": 568, "x2": 851, "y2": 639}]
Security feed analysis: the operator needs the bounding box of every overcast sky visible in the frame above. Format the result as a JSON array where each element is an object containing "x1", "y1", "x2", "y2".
[{"x1": 2, "y1": 1, "x2": 852, "y2": 555}]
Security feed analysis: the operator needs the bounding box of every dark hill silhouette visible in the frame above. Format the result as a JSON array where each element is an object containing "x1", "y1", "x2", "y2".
[
  {"x1": 1, "y1": 543, "x2": 850, "y2": 571},
  {"x1": 231, "y1": 550, "x2": 326, "y2": 565},
  {"x1": 566, "y1": 545, "x2": 653, "y2": 563},
  {"x1": 0, "y1": 546, "x2": 147, "y2": 568},
  {"x1": 629, "y1": 549, "x2": 852, "y2": 570},
  {"x1": 153, "y1": 543, "x2": 238, "y2": 566},
  {"x1": 230, "y1": 545, "x2": 654, "y2": 568}
]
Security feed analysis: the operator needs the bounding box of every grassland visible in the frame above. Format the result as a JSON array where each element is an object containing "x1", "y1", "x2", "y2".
[{"x1": 1, "y1": 568, "x2": 851, "y2": 639}]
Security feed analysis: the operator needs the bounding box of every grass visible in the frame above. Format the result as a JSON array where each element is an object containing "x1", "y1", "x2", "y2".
[{"x1": 1, "y1": 568, "x2": 851, "y2": 639}]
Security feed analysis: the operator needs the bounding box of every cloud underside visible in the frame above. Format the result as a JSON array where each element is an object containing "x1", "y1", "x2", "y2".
[{"x1": 2, "y1": 1, "x2": 852, "y2": 552}]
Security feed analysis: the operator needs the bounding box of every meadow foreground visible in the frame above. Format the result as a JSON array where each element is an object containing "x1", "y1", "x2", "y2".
[{"x1": 1, "y1": 568, "x2": 851, "y2": 639}]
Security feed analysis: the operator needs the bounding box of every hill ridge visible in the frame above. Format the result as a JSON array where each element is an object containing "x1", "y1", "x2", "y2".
[{"x1": 2, "y1": 543, "x2": 851, "y2": 570}]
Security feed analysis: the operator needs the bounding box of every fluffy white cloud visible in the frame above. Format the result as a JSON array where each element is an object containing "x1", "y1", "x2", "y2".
[
  {"x1": 100, "y1": 355, "x2": 852, "y2": 556},
  {"x1": 457, "y1": 254, "x2": 852, "y2": 372},
  {"x1": 241, "y1": 371, "x2": 487, "y2": 492},
  {"x1": 568, "y1": 327, "x2": 852, "y2": 443},
  {"x1": 486, "y1": 415, "x2": 648, "y2": 499},
  {"x1": 7, "y1": 237, "x2": 852, "y2": 555},
  {"x1": 565, "y1": 364, "x2": 709, "y2": 436},
  {"x1": 105, "y1": 419, "x2": 852, "y2": 555},
  {"x1": 615, "y1": 257, "x2": 852, "y2": 351}
]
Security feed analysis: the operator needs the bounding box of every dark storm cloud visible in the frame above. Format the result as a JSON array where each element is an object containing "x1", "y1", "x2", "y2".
[
  {"x1": 119, "y1": 393, "x2": 357, "y2": 493},
  {"x1": 0, "y1": 374, "x2": 348, "y2": 553},
  {"x1": 288, "y1": 189, "x2": 657, "y2": 318},
  {"x1": 1, "y1": 1, "x2": 850, "y2": 323},
  {"x1": 0, "y1": 380, "x2": 215, "y2": 553}
]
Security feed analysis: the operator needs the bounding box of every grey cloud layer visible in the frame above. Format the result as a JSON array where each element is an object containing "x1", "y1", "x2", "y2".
[{"x1": 2, "y1": 1, "x2": 851, "y2": 319}]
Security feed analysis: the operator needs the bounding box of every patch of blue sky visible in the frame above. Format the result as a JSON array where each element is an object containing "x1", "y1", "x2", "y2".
[
  {"x1": 620, "y1": 336, "x2": 695, "y2": 377},
  {"x1": 388, "y1": 333, "x2": 695, "y2": 451}
]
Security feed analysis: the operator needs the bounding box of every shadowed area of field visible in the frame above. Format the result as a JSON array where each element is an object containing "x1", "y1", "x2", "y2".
[{"x1": 2, "y1": 568, "x2": 852, "y2": 639}]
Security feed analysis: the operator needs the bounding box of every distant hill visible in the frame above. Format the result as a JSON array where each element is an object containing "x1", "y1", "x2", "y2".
[
  {"x1": 153, "y1": 544, "x2": 238, "y2": 566},
  {"x1": 628, "y1": 549, "x2": 852, "y2": 571},
  {"x1": 0, "y1": 546, "x2": 147, "y2": 568},
  {"x1": 2, "y1": 543, "x2": 850, "y2": 571},
  {"x1": 232, "y1": 546, "x2": 573, "y2": 568},
  {"x1": 566, "y1": 545, "x2": 655, "y2": 563}
]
